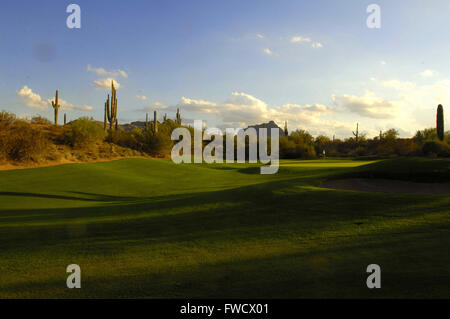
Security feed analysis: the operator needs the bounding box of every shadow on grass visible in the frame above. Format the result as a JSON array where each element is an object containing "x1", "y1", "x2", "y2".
[
  {"x1": 0, "y1": 192, "x2": 105, "y2": 202},
  {"x1": 1, "y1": 225, "x2": 448, "y2": 299},
  {"x1": 0, "y1": 173, "x2": 447, "y2": 256}
]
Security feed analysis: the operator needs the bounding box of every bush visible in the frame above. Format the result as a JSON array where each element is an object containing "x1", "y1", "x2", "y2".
[
  {"x1": 0, "y1": 110, "x2": 16, "y2": 127},
  {"x1": 354, "y1": 146, "x2": 367, "y2": 156},
  {"x1": 106, "y1": 128, "x2": 144, "y2": 150},
  {"x1": 67, "y1": 117, "x2": 105, "y2": 148},
  {"x1": 280, "y1": 136, "x2": 316, "y2": 158},
  {"x1": 31, "y1": 115, "x2": 52, "y2": 125},
  {"x1": 394, "y1": 139, "x2": 419, "y2": 156},
  {"x1": 142, "y1": 130, "x2": 173, "y2": 157},
  {"x1": 422, "y1": 141, "x2": 450, "y2": 157},
  {"x1": 0, "y1": 120, "x2": 49, "y2": 162}
]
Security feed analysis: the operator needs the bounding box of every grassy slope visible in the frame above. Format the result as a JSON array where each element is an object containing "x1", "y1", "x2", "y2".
[
  {"x1": 337, "y1": 157, "x2": 450, "y2": 182},
  {"x1": 0, "y1": 158, "x2": 448, "y2": 298}
]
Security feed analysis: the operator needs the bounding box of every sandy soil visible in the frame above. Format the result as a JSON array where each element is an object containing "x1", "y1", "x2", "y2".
[{"x1": 320, "y1": 178, "x2": 450, "y2": 195}]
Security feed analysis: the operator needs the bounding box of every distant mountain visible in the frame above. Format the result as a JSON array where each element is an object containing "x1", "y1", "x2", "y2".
[
  {"x1": 121, "y1": 121, "x2": 147, "y2": 131},
  {"x1": 246, "y1": 120, "x2": 286, "y2": 137}
]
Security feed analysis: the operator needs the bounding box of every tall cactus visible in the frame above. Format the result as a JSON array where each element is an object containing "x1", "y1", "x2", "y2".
[
  {"x1": 105, "y1": 81, "x2": 118, "y2": 131},
  {"x1": 64, "y1": 113, "x2": 67, "y2": 125},
  {"x1": 176, "y1": 108, "x2": 181, "y2": 125},
  {"x1": 153, "y1": 110, "x2": 158, "y2": 133},
  {"x1": 104, "y1": 102, "x2": 107, "y2": 130},
  {"x1": 352, "y1": 123, "x2": 359, "y2": 142},
  {"x1": 146, "y1": 113, "x2": 149, "y2": 129},
  {"x1": 163, "y1": 113, "x2": 167, "y2": 122},
  {"x1": 437, "y1": 104, "x2": 444, "y2": 141},
  {"x1": 51, "y1": 90, "x2": 60, "y2": 125}
]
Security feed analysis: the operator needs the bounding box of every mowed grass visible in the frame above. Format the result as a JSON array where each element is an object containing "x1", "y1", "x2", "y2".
[{"x1": 0, "y1": 158, "x2": 449, "y2": 298}]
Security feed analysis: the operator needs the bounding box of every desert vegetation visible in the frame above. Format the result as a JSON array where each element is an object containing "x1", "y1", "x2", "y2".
[{"x1": 1, "y1": 91, "x2": 448, "y2": 167}]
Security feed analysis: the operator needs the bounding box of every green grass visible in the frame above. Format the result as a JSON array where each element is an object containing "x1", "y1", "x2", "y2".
[
  {"x1": 0, "y1": 158, "x2": 449, "y2": 298},
  {"x1": 337, "y1": 157, "x2": 450, "y2": 182}
]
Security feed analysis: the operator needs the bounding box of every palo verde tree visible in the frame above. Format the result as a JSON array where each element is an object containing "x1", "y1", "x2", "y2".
[{"x1": 437, "y1": 104, "x2": 444, "y2": 141}]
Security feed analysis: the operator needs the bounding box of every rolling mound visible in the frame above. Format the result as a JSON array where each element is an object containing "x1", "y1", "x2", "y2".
[{"x1": 321, "y1": 178, "x2": 450, "y2": 195}]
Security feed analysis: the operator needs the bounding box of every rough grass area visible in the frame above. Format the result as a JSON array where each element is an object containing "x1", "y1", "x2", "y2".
[
  {"x1": 335, "y1": 157, "x2": 450, "y2": 182},
  {"x1": 0, "y1": 158, "x2": 448, "y2": 298}
]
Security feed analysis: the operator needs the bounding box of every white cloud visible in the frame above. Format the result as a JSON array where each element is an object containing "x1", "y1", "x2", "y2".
[
  {"x1": 256, "y1": 34, "x2": 264, "y2": 39},
  {"x1": 87, "y1": 65, "x2": 128, "y2": 78},
  {"x1": 263, "y1": 48, "x2": 274, "y2": 56},
  {"x1": 136, "y1": 95, "x2": 147, "y2": 101},
  {"x1": 178, "y1": 97, "x2": 218, "y2": 113},
  {"x1": 290, "y1": 36, "x2": 311, "y2": 43},
  {"x1": 16, "y1": 86, "x2": 93, "y2": 111},
  {"x1": 332, "y1": 91, "x2": 400, "y2": 119},
  {"x1": 173, "y1": 92, "x2": 337, "y2": 132},
  {"x1": 380, "y1": 61, "x2": 387, "y2": 65},
  {"x1": 93, "y1": 78, "x2": 121, "y2": 90},
  {"x1": 290, "y1": 36, "x2": 323, "y2": 49},
  {"x1": 88, "y1": 65, "x2": 127, "y2": 91},
  {"x1": 378, "y1": 78, "x2": 450, "y2": 107},
  {"x1": 419, "y1": 69, "x2": 435, "y2": 77},
  {"x1": 364, "y1": 77, "x2": 450, "y2": 132},
  {"x1": 16, "y1": 86, "x2": 48, "y2": 109},
  {"x1": 152, "y1": 102, "x2": 168, "y2": 109}
]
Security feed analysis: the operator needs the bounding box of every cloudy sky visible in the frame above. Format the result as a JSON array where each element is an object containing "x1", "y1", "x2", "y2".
[{"x1": 1, "y1": 0, "x2": 450, "y2": 138}]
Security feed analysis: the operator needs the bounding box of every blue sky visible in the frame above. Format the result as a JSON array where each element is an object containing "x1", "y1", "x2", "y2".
[{"x1": 1, "y1": 0, "x2": 450, "y2": 137}]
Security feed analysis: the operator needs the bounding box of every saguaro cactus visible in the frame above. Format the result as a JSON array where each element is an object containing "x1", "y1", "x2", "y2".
[
  {"x1": 163, "y1": 113, "x2": 167, "y2": 122},
  {"x1": 153, "y1": 111, "x2": 158, "y2": 133},
  {"x1": 284, "y1": 121, "x2": 288, "y2": 136},
  {"x1": 437, "y1": 104, "x2": 444, "y2": 141},
  {"x1": 352, "y1": 123, "x2": 359, "y2": 142},
  {"x1": 51, "y1": 90, "x2": 61, "y2": 125},
  {"x1": 105, "y1": 81, "x2": 118, "y2": 131},
  {"x1": 176, "y1": 108, "x2": 181, "y2": 125},
  {"x1": 146, "y1": 112, "x2": 149, "y2": 128},
  {"x1": 104, "y1": 103, "x2": 107, "y2": 130},
  {"x1": 64, "y1": 113, "x2": 67, "y2": 125}
]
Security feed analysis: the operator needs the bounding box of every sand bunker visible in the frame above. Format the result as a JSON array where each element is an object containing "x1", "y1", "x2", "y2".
[{"x1": 320, "y1": 178, "x2": 450, "y2": 195}]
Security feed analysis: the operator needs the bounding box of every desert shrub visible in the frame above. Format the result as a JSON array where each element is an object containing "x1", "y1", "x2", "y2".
[
  {"x1": 31, "y1": 115, "x2": 52, "y2": 125},
  {"x1": 280, "y1": 136, "x2": 316, "y2": 158},
  {"x1": 382, "y1": 128, "x2": 399, "y2": 140},
  {"x1": 0, "y1": 110, "x2": 16, "y2": 127},
  {"x1": 314, "y1": 135, "x2": 332, "y2": 155},
  {"x1": 142, "y1": 130, "x2": 173, "y2": 157},
  {"x1": 394, "y1": 139, "x2": 419, "y2": 156},
  {"x1": 127, "y1": 127, "x2": 145, "y2": 150},
  {"x1": 422, "y1": 141, "x2": 450, "y2": 157},
  {"x1": 0, "y1": 120, "x2": 49, "y2": 162},
  {"x1": 106, "y1": 128, "x2": 145, "y2": 150},
  {"x1": 279, "y1": 130, "x2": 317, "y2": 159},
  {"x1": 67, "y1": 117, "x2": 105, "y2": 148},
  {"x1": 376, "y1": 141, "x2": 395, "y2": 156},
  {"x1": 414, "y1": 128, "x2": 437, "y2": 144},
  {"x1": 354, "y1": 146, "x2": 367, "y2": 156}
]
